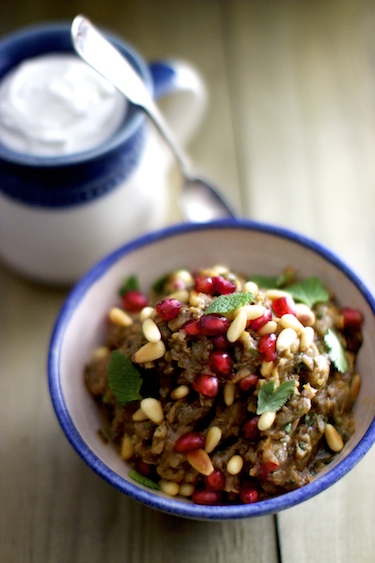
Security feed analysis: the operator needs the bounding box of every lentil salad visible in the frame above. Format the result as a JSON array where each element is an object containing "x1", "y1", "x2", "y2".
[{"x1": 84, "y1": 265, "x2": 363, "y2": 505}]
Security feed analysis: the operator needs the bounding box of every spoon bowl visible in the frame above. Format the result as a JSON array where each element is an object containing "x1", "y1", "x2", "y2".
[{"x1": 71, "y1": 15, "x2": 236, "y2": 222}]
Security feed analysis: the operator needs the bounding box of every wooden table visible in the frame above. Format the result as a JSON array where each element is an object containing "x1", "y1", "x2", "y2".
[{"x1": 1, "y1": 1, "x2": 374, "y2": 561}]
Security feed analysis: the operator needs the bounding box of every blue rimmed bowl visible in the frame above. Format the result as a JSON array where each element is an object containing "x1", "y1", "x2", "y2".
[{"x1": 48, "y1": 219, "x2": 375, "y2": 520}]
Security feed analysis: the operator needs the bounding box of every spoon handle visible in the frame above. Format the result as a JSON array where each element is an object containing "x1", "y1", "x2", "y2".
[{"x1": 71, "y1": 15, "x2": 192, "y2": 176}]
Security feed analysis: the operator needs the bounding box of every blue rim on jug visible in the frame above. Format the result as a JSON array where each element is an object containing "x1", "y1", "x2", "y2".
[{"x1": 0, "y1": 23, "x2": 152, "y2": 207}]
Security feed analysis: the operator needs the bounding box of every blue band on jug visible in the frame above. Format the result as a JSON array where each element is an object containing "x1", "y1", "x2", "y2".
[{"x1": 0, "y1": 125, "x2": 146, "y2": 208}]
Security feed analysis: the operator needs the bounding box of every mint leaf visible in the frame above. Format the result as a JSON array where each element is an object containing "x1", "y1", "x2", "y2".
[
  {"x1": 108, "y1": 350, "x2": 142, "y2": 406},
  {"x1": 285, "y1": 277, "x2": 329, "y2": 308},
  {"x1": 205, "y1": 292, "x2": 254, "y2": 314},
  {"x1": 324, "y1": 329, "x2": 348, "y2": 373},
  {"x1": 129, "y1": 470, "x2": 161, "y2": 490},
  {"x1": 119, "y1": 274, "x2": 139, "y2": 297},
  {"x1": 250, "y1": 271, "x2": 294, "y2": 289},
  {"x1": 256, "y1": 380, "x2": 296, "y2": 414}
]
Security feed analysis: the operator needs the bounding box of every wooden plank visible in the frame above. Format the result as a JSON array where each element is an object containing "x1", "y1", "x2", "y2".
[
  {"x1": 0, "y1": 2, "x2": 278, "y2": 562},
  {"x1": 219, "y1": 0, "x2": 375, "y2": 561}
]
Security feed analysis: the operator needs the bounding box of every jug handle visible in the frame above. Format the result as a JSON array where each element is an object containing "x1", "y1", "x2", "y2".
[{"x1": 149, "y1": 60, "x2": 207, "y2": 146}]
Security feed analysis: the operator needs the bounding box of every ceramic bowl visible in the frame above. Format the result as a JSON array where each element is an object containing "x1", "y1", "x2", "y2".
[{"x1": 48, "y1": 219, "x2": 375, "y2": 520}]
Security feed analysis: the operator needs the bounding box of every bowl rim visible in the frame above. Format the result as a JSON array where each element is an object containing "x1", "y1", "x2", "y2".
[{"x1": 48, "y1": 218, "x2": 375, "y2": 519}]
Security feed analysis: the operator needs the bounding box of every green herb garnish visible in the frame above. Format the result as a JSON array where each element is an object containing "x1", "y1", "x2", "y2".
[
  {"x1": 119, "y1": 274, "x2": 139, "y2": 296},
  {"x1": 108, "y1": 350, "x2": 142, "y2": 406},
  {"x1": 324, "y1": 329, "x2": 349, "y2": 373},
  {"x1": 205, "y1": 292, "x2": 254, "y2": 315},
  {"x1": 256, "y1": 380, "x2": 296, "y2": 414},
  {"x1": 285, "y1": 277, "x2": 329, "y2": 308},
  {"x1": 129, "y1": 470, "x2": 161, "y2": 490},
  {"x1": 152, "y1": 272, "x2": 170, "y2": 293},
  {"x1": 250, "y1": 270, "x2": 293, "y2": 289}
]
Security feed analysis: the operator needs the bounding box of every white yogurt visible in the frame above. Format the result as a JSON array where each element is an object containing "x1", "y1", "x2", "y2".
[{"x1": 0, "y1": 53, "x2": 127, "y2": 156}]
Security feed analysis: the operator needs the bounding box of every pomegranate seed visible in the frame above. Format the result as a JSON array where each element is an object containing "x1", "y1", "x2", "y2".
[
  {"x1": 204, "y1": 468, "x2": 226, "y2": 491},
  {"x1": 238, "y1": 374, "x2": 259, "y2": 392},
  {"x1": 155, "y1": 298, "x2": 182, "y2": 321},
  {"x1": 242, "y1": 416, "x2": 260, "y2": 440},
  {"x1": 192, "y1": 489, "x2": 222, "y2": 505},
  {"x1": 174, "y1": 431, "x2": 206, "y2": 453},
  {"x1": 259, "y1": 333, "x2": 277, "y2": 361},
  {"x1": 341, "y1": 307, "x2": 364, "y2": 330},
  {"x1": 192, "y1": 374, "x2": 219, "y2": 397},
  {"x1": 239, "y1": 485, "x2": 259, "y2": 504},
  {"x1": 211, "y1": 335, "x2": 229, "y2": 351},
  {"x1": 182, "y1": 318, "x2": 201, "y2": 335},
  {"x1": 259, "y1": 461, "x2": 279, "y2": 479},
  {"x1": 195, "y1": 275, "x2": 216, "y2": 295},
  {"x1": 122, "y1": 290, "x2": 148, "y2": 312},
  {"x1": 209, "y1": 350, "x2": 233, "y2": 378},
  {"x1": 212, "y1": 275, "x2": 236, "y2": 295},
  {"x1": 247, "y1": 309, "x2": 272, "y2": 331},
  {"x1": 135, "y1": 459, "x2": 153, "y2": 477},
  {"x1": 200, "y1": 314, "x2": 230, "y2": 336},
  {"x1": 272, "y1": 296, "x2": 296, "y2": 317}
]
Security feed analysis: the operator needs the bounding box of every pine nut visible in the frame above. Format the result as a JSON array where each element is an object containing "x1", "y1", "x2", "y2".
[
  {"x1": 140, "y1": 306, "x2": 156, "y2": 321},
  {"x1": 324, "y1": 423, "x2": 344, "y2": 452},
  {"x1": 227, "y1": 308, "x2": 247, "y2": 343},
  {"x1": 159, "y1": 479, "x2": 180, "y2": 496},
  {"x1": 132, "y1": 408, "x2": 149, "y2": 422},
  {"x1": 171, "y1": 385, "x2": 190, "y2": 400},
  {"x1": 167, "y1": 269, "x2": 194, "y2": 289},
  {"x1": 257, "y1": 320, "x2": 278, "y2": 336},
  {"x1": 227, "y1": 454, "x2": 244, "y2": 475},
  {"x1": 295, "y1": 303, "x2": 316, "y2": 326},
  {"x1": 350, "y1": 373, "x2": 361, "y2": 401},
  {"x1": 211, "y1": 264, "x2": 229, "y2": 275},
  {"x1": 280, "y1": 314, "x2": 304, "y2": 333},
  {"x1": 300, "y1": 326, "x2": 315, "y2": 351},
  {"x1": 187, "y1": 448, "x2": 214, "y2": 476},
  {"x1": 189, "y1": 290, "x2": 204, "y2": 308},
  {"x1": 142, "y1": 318, "x2": 161, "y2": 343},
  {"x1": 92, "y1": 346, "x2": 110, "y2": 360},
  {"x1": 168, "y1": 289, "x2": 189, "y2": 303},
  {"x1": 179, "y1": 483, "x2": 195, "y2": 497},
  {"x1": 257, "y1": 411, "x2": 276, "y2": 431},
  {"x1": 109, "y1": 307, "x2": 133, "y2": 327},
  {"x1": 223, "y1": 382, "x2": 235, "y2": 406},
  {"x1": 239, "y1": 330, "x2": 252, "y2": 350},
  {"x1": 205, "y1": 426, "x2": 222, "y2": 453},
  {"x1": 132, "y1": 340, "x2": 166, "y2": 363},
  {"x1": 276, "y1": 328, "x2": 298, "y2": 352},
  {"x1": 260, "y1": 360, "x2": 274, "y2": 377},
  {"x1": 140, "y1": 398, "x2": 164, "y2": 425},
  {"x1": 243, "y1": 304, "x2": 266, "y2": 320},
  {"x1": 120, "y1": 435, "x2": 134, "y2": 460},
  {"x1": 265, "y1": 289, "x2": 290, "y2": 300},
  {"x1": 244, "y1": 281, "x2": 259, "y2": 295}
]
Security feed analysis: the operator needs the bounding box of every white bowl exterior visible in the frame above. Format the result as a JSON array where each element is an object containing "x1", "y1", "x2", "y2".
[{"x1": 50, "y1": 222, "x2": 375, "y2": 518}]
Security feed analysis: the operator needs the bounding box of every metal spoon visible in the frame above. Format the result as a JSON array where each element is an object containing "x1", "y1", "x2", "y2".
[{"x1": 71, "y1": 15, "x2": 236, "y2": 222}]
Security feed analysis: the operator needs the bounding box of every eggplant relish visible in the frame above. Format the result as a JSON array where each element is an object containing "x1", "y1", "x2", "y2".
[{"x1": 84, "y1": 265, "x2": 363, "y2": 505}]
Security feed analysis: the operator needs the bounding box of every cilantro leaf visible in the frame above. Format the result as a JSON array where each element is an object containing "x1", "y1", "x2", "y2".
[
  {"x1": 119, "y1": 275, "x2": 139, "y2": 297},
  {"x1": 256, "y1": 380, "x2": 296, "y2": 414},
  {"x1": 324, "y1": 329, "x2": 349, "y2": 373},
  {"x1": 285, "y1": 277, "x2": 329, "y2": 308},
  {"x1": 129, "y1": 470, "x2": 161, "y2": 490},
  {"x1": 108, "y1": 350, "x2": 142, "y2": 406},
  {"x1": 205, "y1": 292, "x2": 254, "y2": 314}
]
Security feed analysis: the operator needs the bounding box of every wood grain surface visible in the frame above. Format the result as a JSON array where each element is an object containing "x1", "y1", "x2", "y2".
[{"x1": 1, "y1": 1, "x2": 374, "y2": 561}]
